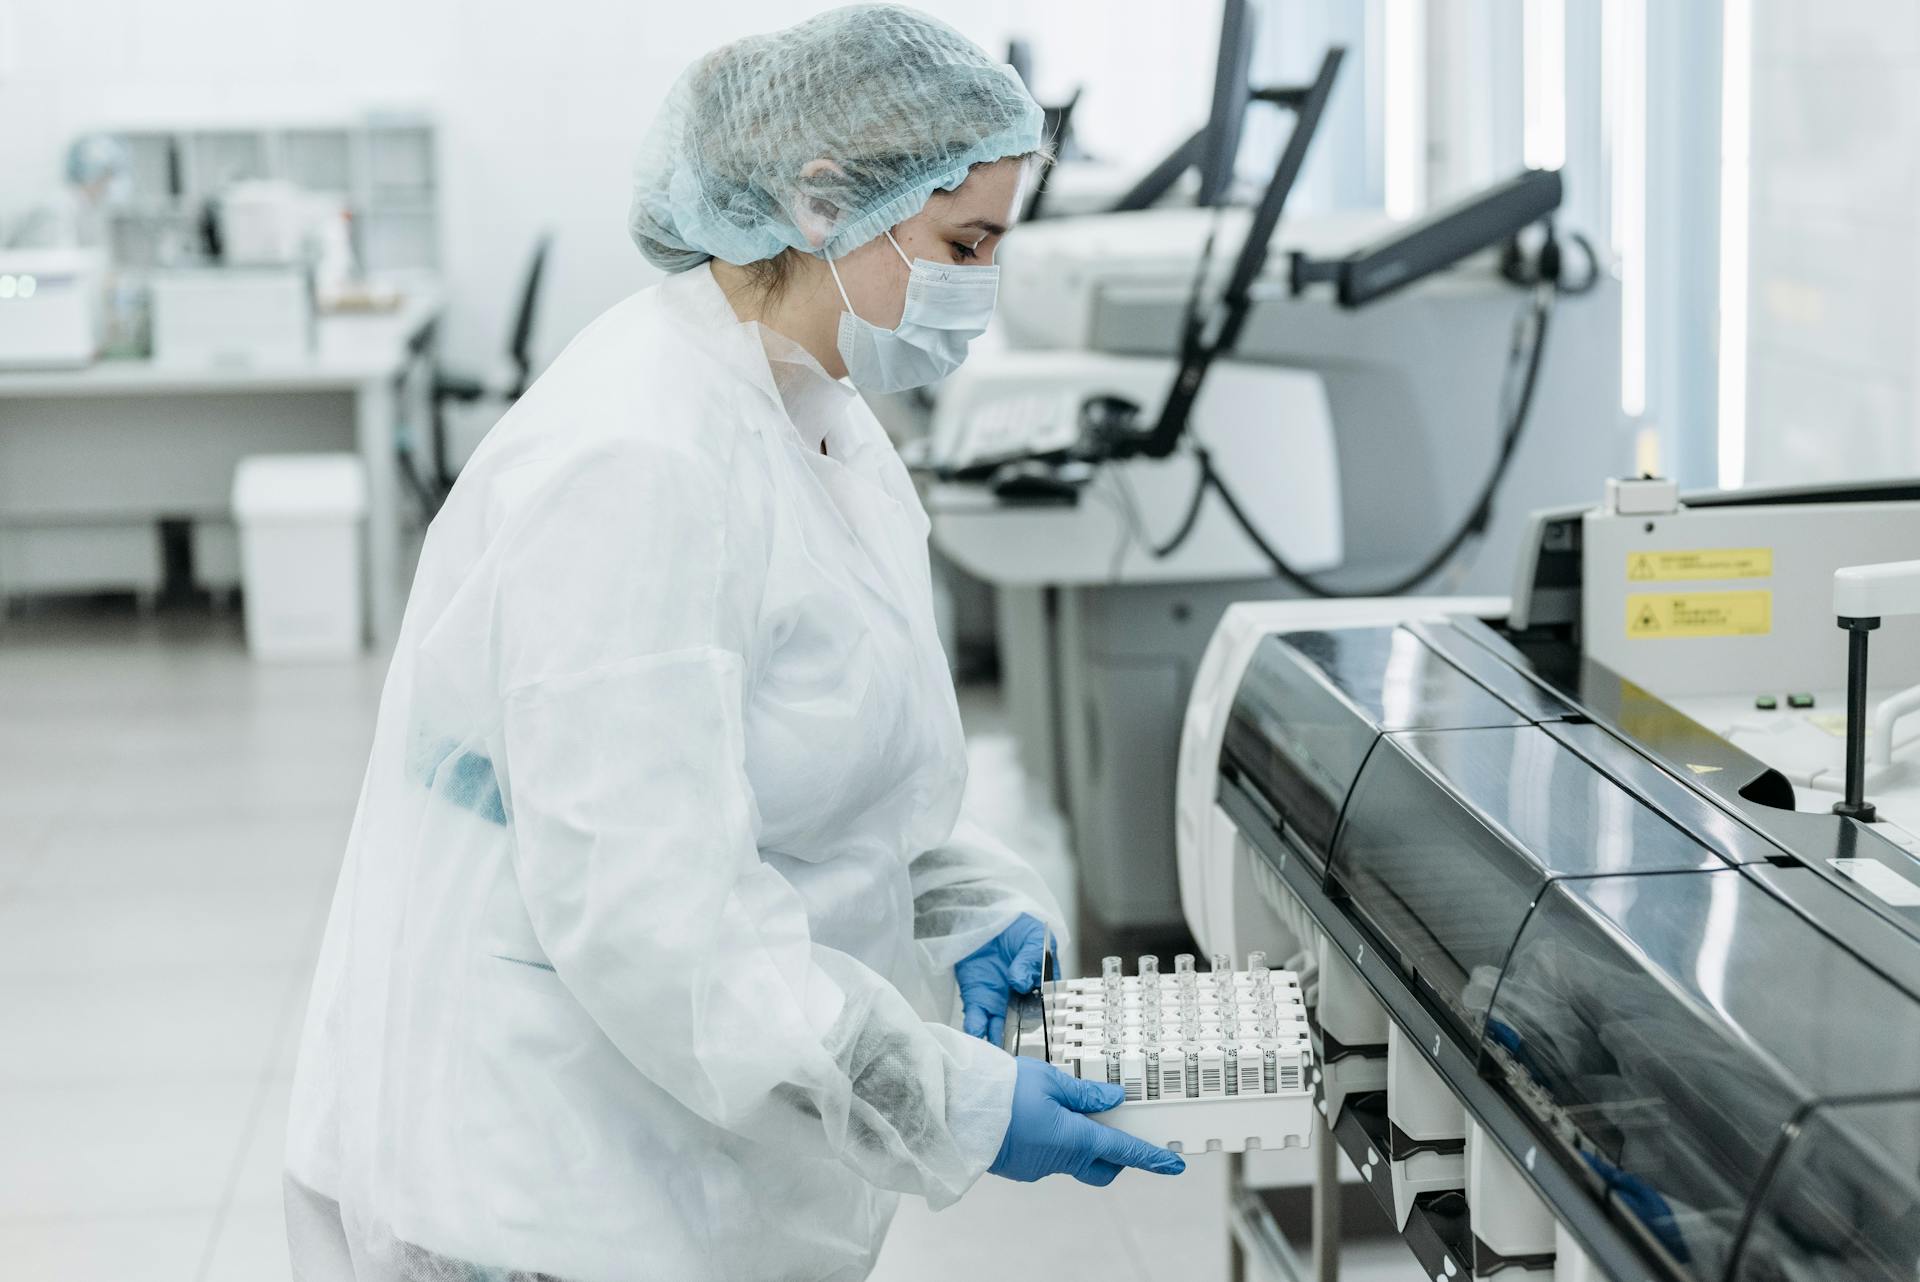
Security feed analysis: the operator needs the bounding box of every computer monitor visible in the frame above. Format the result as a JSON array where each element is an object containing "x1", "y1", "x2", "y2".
[
  {"x1": 1196, "y1": 0, "x2": 1256, "y2": 208},
  {"x1": 1113, "y1": 0, "x2": 1259, "y2": 213}
]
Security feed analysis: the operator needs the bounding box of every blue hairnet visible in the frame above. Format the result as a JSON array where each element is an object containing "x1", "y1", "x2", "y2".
[
  {"x1": 66, "y1": 134, "x2": 131, "y2": 189},
  {"x1": 630, "y1": 4, "x2": 1043, "y2": 273}
]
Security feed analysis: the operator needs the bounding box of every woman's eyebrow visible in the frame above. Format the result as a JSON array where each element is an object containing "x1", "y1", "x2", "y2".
[{"x1": 954, "y1": 217, "x2": 1008, "y2": 236}]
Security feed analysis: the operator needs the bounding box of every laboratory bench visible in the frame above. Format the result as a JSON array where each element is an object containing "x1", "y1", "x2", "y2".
[{"x1": 0, "y1": 289, "x2": 443, "y2": 645}]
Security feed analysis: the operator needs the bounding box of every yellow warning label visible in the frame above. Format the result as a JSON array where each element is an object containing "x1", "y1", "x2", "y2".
[
  {"x1": 1626, "y1": 591, "x2": 1772, "y2": 639},
  {"x1": 1626, "y1": 547, "x2": 1773, "y2": 582}
]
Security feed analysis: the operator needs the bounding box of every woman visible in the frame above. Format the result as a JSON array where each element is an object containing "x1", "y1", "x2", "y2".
[{"x1": 284, "y1": 7, "x2": 1183, "y2": 1282}]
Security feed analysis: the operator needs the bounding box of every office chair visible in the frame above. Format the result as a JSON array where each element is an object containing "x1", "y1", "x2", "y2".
[{"x1": 430, "y1": 232, "x2": 552, "y2": 496}]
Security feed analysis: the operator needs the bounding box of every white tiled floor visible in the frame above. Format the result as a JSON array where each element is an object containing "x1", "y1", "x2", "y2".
[
  {"x1": 0, "y1": 611, "x2": 369, "y2": 1282},
  {"x1": 0, "y1": 608, "x2": 1417, "y2": 1281}
]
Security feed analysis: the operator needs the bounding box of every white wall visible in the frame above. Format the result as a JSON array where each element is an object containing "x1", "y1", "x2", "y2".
[
  {"x1": 1743, "y1": 0, "x2": 1920, "y2": 485},
  {"x1": 0, "y1": 0, "x2": 1229, "y2": 374}
]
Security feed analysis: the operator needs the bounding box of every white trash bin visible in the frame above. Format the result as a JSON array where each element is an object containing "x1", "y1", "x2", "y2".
[{"x1": 232, "y1": 453, "x2": 368, "y2": 660}]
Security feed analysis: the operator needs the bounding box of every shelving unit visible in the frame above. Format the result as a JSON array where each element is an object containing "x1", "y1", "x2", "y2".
[{"x1": 106, "y1": 113, "x2": 440, "y2": 276}]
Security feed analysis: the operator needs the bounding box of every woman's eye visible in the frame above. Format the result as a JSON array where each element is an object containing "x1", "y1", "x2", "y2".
[{"x1": 949, "y1": 241, "x2": 978, "y2": 262}]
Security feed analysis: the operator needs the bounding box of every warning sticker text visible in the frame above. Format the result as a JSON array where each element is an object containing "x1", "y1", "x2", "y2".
[
  {"x1": 1626, "y1": 548, "x2": 1773, "y2": 582},
  {"x1": 1625, "y1": 591, "x2": 1772, "y2": 639}
]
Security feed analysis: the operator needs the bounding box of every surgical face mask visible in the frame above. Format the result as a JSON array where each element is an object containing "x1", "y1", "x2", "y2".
[{"x1": 825, "y1": 229, "x2": 998, "y2": 393}]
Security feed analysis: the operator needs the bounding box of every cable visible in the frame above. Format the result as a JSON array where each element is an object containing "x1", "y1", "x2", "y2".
[
  {"x1": 1501, "y1": 223, "x2": 1601, "y2": 295},
  {"x1": 1173, "y1": 283, "x2": 1554, "y2": 598},
  {"x1": 1143, "y1": 213, "x2": 1581, "y2": 569},
  {"x1": 1080, "y1": 475, "x2": 1140, "y2": 583},
  {"x1": 1146, "y1": 455, "x2": 1209, "y2": 558},
  {"x1": 1110, "y1": 466, "x2": 1152, "y2": 551}
]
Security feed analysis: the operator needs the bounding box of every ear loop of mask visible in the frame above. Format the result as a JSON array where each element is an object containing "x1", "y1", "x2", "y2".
[
  {"x1": 824, "y1": 230, "x2": 916, "y2": 323},
  {"x1": 824, "y1": 251, "x2": 857, "y2": 316}
]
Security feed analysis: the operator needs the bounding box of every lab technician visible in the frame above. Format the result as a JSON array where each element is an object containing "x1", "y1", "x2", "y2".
[{"x1": 283, "y1": 7, "x2": 1183, "y2": 1281}]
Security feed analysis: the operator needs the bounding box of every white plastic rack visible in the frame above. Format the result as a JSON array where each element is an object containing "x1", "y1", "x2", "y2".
[{"x1": 1043, "y1": 952, "x2": 1316, "y2": 1154}]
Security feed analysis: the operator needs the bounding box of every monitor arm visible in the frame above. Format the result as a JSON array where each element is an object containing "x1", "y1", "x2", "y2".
[{"x1": 1081, "y1": 46, "x2": 1347, "y2": 464}]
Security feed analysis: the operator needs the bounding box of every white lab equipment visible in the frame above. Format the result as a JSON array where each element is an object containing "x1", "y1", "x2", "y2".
[
  {"x1": 217, "y1": 180, "x2": 361, "y2": 305},
  {"x1": 0, "y1": 248, "x2": 103, "y2": 368},
  {"x1": 1833, "y1": 557, "x2": 1920, "y2": 620},
  {"x1": 1311, "y1": 935, "x2": 1387, "y2": 1126},
  {"x1": 1553, "y1": 1224, "x2": 1602, "y2": 1282},
  {"x1": 1465, "y1": 1122, "x2": 1557, "y2": 1269},
  {"x1": 150, "y1": 267, "x2": 311, "y2": 365},
  {"x1": 1170, "y1": 477, "x2": 1920, "y2": 1282},
  {"x1": 219, "y1": 179, "x2": 316, "y2": 265},
  {"x1": 1384, "y1": 1022, "x2": 1465, "y2": 1228},
  {"x1": 1569, "y1": 480, "x2": 1920, "y2": 815},
  {"x1": 284, "y1": 263, "x2": 1065, "y2": 1282},
  {"x1": 231, "y1": 453, "x2": 367, "y2": 660},
  {"x1": 925, "y1": 202, "x2": 1626, "y2": 932}
]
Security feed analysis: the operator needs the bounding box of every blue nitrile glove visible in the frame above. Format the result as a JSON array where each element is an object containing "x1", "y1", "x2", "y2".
[
  {"x1": 1581, "y1": 1150, "x2": 1689, "y2": 1262},
  {"x1": 989, "y1": 1057, "x2": 1187, "y2": 1185},
  {"x1": 955, "y1": 913, "x2": 1051, "y2": 1045}
]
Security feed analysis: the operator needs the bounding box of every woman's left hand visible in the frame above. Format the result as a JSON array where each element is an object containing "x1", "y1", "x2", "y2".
[{"x1": 954, "y1": 913, "x2": 1051, "y2": 1045}]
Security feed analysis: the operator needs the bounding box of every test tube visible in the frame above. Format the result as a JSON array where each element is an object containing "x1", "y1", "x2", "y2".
[
  {"x1": 1174, "y1": 953, "x2": 1195, "y2": 977},
  {"x1": 1245, "y1": 950, "x2": 1267, "y2": 974},
  {"x1": 1137, "y1": 955, "x2": 1159, "y2": 983},
  {"x1": 1102, "y1": 956, "x2": 1123, "y2": 983}
]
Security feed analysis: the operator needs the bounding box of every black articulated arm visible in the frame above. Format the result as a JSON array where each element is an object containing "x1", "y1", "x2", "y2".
[{"x1": 1082, "y1": 47, "x2": 1346, "y2": 464}]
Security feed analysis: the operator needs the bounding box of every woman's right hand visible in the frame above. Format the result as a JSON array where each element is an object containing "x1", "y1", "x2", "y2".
[{"x1": 987, "y1": 1057, "x2": 1187, "y2": 1185}]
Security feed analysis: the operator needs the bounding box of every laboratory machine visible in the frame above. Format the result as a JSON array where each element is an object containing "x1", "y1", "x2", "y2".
[
  {"x1": 920, "y1": 45, "x2": 1625, "y2": 931},
  {"x1": 0, "y1": 248, "x2": 103, "y2": 368},
  {"x1": 1173, "y1": 474, "x2": 1920, "y2": 1281}
]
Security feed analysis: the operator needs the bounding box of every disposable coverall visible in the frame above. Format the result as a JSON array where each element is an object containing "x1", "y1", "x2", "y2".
[{"x1": 283, "y1": 261, "x2": 1064, "y2": 1282}]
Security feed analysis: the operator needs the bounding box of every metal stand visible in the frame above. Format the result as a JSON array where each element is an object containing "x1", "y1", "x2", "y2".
[
  {"x1": 1312, "y1": 1110, "x2": 1342, "y2": 1282},
  {"x1": 1835, "y1": 615, "x2": 1881, "y2": 822},
  {"x1": 1228, "y1": 1152, "x2": 1247, "y2": 1282},
  {"x1": 155, "y1": 517, "x2": 212, "y2": 611}
]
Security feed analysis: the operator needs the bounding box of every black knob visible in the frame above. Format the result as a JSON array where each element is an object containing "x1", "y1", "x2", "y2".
[{"x1": 1079, "y1": 395, "x2": 1141, "y2": 439}]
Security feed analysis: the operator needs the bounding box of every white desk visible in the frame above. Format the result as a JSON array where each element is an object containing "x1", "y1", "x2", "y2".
[{"x1": 0, "y1": 293, "x2": 442, "y2": 644}]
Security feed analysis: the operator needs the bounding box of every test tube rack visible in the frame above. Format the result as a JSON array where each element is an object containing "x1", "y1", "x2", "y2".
[{"x1": 1046, "y1": 952, "x2": 1316, "y2": 1154}]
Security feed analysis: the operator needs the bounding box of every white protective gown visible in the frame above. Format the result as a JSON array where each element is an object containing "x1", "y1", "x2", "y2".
[{"x1": 284, "y1": 263, "x2": 1065, "y2": 1282}]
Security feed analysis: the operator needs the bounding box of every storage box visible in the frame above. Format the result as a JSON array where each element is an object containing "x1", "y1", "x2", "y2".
[
  {"x1": 232, "y1": 454, "x2": 366, "y2": 660},
  {"x1": 152, "y1": 268, "x2": 311, "y2": 365}
]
